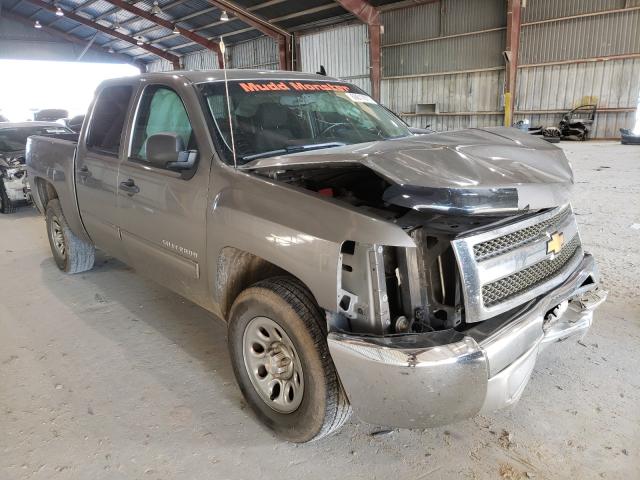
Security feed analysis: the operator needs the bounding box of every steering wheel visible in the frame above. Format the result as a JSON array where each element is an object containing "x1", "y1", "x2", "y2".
[{"x1": 320, "y1": 122, "x2": 354, "y2": 137}]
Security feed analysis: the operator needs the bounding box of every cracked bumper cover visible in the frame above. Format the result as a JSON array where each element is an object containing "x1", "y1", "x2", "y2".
[{"x1": 328, "y1": 253, "x2": 606, "y2": 428}]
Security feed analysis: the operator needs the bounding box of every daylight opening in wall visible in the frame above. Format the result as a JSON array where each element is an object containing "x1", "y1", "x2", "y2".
[{"x1": 0, "y1": 59, "x2": 139, "y2": 122}]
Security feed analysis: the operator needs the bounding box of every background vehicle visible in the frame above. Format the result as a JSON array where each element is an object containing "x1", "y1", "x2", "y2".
[
  {"x1": 0, "y1": 122, "x2": 75, "y2": 213},
  {"x1": 26, "y1": 71, "x2": 605, "y2": 442},
  {"x1": 527, "y1": 105, "x2": 597, "y2": 142},
  {"x1": 33, "y1": 109, "x2": 69, "y2": 122}
]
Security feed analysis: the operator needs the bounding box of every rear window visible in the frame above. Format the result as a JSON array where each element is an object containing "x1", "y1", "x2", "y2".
[{"x1": 86, "y1": 85, "x2": 133, "y2": 156}]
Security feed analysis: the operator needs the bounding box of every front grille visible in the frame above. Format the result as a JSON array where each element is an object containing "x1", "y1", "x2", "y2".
[
  {"x1": 482, "y1": 235, "x2": 581, "y2": 307},
  {"x1": 474, "y1": 207, "x2": 571, "y2": 261}
]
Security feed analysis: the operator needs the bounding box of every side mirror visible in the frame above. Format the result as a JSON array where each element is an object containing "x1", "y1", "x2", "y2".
[{"x1": 146, "y1": 132, "x2": 197, "y2": 171}]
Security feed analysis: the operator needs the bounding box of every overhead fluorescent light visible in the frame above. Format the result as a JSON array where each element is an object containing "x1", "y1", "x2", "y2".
[{"x1": 151, "y1": 1, "x2": 163, "y2": 15}]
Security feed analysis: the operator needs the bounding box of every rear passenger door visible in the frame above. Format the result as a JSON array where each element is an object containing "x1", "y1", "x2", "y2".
[
  {"x1": 76, "y1": 84, "x2": 134, "y2": 260},
  {"x1": 116, "y1": 83, "x2": 211, "y2": 305}
]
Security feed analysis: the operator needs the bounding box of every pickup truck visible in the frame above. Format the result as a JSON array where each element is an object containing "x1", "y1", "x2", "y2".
[{"x1": 27, "y1": 70, "x2": 606, "y2": 443}]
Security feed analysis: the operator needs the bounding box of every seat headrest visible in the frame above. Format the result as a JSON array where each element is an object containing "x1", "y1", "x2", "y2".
[{"x1": 258, "y1": 104, "x2": 289, "y2": 129}]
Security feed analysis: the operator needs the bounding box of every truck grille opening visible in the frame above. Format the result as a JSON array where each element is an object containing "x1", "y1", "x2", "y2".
[
  {"x1": 473, "y1": 207, "x2": 571, "y2": 262},
  {"x1": 482, "y1": 235, "x2": 581, "y2": 307}
]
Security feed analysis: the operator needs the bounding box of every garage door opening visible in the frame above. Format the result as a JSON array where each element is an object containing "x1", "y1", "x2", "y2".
[{"x1": 0, "y1": 59, "x2": 139, "y2": 122}]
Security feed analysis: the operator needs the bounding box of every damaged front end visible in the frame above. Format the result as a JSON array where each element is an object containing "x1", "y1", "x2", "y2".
[
  {"x1": 245, "y1": 127, "x2": 606, "y2": 428},
  {"x1": 1, "y1": 153, "x2": 31, "y2": 213}
]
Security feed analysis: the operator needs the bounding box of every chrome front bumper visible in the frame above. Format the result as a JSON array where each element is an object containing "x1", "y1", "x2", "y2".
[{"x1": 328, "y1": 253, "x2": 606, "y2": 429}]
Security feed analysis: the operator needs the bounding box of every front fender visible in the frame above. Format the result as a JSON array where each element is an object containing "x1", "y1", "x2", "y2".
[{"x1": 206, "y1": 163, "x2": 413, "y2": 313}]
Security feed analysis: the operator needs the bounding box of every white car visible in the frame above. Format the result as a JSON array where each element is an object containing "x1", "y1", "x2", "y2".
[{"x1": 0, "y1": 122, "x2": 75, "y2": 213}]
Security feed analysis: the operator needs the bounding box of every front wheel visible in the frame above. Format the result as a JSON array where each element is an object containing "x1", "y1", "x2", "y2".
[
  {"x1": 45, "y1": 199, "x2": 95, "y2": 273},
  {"x1": 228, "y1": 277, "x2": 351, "y2": 442},
  {"x1": 0, "y1": 180, "x2": 16, "y2": 214}
]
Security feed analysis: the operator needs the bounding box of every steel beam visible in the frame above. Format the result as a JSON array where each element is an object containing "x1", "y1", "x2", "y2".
[
  {"x1": 22, "y1": 0, "x2": 181, "y2": 68},
  {"x1": 96, "y1": 0, "x2": 191, "y2": 25},
  {"x1": 334, "y1": 0, "x2": 381, "y2": 101},
  {"x1": 103, "y1": 0, "x2": 223, "y2": 68},
  {"x1": 104, "y1": 0, "x2": 287, "y2": 48},
  {"x1": 1, "y1": 10, "x2": 143, "y2": 69},
  {"x1": 504, "y1": 0, "x2": 521, "y2": 127},
  {"x1": 207, "y1": 0, "x2": 292, "y2": 69},
  {"x1": 46, "y1": 0, "x2": 107, "y2": 27},
  {"x1": 121, "y1": 3, "x2": 334, "y2": 56}
]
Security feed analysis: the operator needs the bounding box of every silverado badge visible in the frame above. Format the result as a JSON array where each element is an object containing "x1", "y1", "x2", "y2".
[{"x1": 546, "y1": 231, "x2": 565, "y2": 255}]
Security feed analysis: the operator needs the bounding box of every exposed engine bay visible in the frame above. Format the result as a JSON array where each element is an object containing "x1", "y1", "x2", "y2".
[
  {"x1": 253, "y1": 162, "x2": 540, "y2": 336},
  {"x1": 0, "y1": 153, "x2": 30, "y2": 214}
]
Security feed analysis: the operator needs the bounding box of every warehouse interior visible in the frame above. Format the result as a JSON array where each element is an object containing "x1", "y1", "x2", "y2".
[{"x1": 1, "y1": 0, "x2": 639, "y2": 479}]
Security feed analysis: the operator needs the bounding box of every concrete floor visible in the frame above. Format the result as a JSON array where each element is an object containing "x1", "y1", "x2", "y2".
[{"x1": 1, "y1": 142, "x2": 638, "y2": 479}]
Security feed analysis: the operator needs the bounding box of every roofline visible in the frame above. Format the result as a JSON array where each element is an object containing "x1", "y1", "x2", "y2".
[{"x1": 97, "y1": 69, "x2": 343, "y2": 86}]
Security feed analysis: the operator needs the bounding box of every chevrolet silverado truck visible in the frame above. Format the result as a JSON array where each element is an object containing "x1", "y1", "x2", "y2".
[{"x1": 26, "y1": 70, "x2": 606, "y2": 442}]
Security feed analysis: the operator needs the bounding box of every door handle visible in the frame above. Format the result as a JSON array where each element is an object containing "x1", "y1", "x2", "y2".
[
  {"x1": 119, "y1": 179, "x2": 140, "y2": 196},
  {"x1": 78, "y1": 165, "x2": 91, "y2": 179}
]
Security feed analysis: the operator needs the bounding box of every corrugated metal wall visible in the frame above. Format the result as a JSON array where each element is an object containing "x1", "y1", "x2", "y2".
[
  {"x1": 229, "y1": 36, "x2": 278, "y2": 70},
  {"x1": 146, "y1": 36, "x2": 278, "y2": 72},
  {"x1": 522, "y1": 0, "x2": 626, "y2": 22},
  {"x1": 515, "y1": 1, "x2": 640, "y2": 138},
  {"x1": 381, "y1": 69, "x2": 505, "y2": 129},
  {"x1": 520, "y1": 9, "x2": 640, "y2": 64},
  {"x1": 298, "y1": 23, "x2": 371, "y2": 93},
  {"x1": 380, "y1": 0, "x2": 506, "y2": 131}
]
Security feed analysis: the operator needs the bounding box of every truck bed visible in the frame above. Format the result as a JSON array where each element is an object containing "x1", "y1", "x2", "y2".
[{"x1": 26, "y1": 135, "x2": 87, "y2": 241}]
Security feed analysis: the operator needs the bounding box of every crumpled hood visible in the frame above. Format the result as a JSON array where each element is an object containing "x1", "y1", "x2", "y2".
[{"x1": 244, "y1": 127, "x2": 574, "y2": 214}]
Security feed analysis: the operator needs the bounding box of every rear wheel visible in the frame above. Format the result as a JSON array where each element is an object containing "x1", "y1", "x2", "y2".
[
  {"x1": 45, "y1": 199, "x2": 95, "y2": 273},
  {"x1": 228, "y1": 277, "x2": 351, "y2": 442}
]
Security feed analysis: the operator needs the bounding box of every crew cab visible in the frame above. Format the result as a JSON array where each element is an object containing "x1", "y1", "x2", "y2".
[{"x1": 26, "y1": 70, "x2": 606, "y2": 442}]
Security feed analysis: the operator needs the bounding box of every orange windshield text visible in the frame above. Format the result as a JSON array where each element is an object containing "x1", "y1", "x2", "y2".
[{"x1": 238, "y1": 81, "x2": 351, "y2": 93}]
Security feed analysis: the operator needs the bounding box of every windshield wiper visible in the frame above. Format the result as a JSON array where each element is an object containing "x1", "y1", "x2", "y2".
[
  {"x1": 241, "y1": 142, "x2": 346, "y2": 162},
  {"x1": 285, "y1": 142, "x2": 345, "y2": 153}
]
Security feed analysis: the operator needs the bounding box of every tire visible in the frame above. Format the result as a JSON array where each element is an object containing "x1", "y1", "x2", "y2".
[
  {"x1": 0, "y1": 179, "x2": 16, "y2": 214},
  {"x1": 228, "y1": 276, "x2": 351, "y2": 443},
  {"x1": 45, "y1": 199, "x2": 95, "y2": 273}
]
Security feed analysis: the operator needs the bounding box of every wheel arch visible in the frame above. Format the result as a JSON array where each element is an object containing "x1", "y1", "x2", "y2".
[
  {"x1": 215, "y1": 246, "x2": 321, "y2": 321},
  {"x1": 33, "y1": 176, "x2": 59, "y2": 212}
]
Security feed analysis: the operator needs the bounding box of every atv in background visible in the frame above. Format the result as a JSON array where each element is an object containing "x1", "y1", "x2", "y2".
[{"x1": 523, "y1": 105, "x2": 597, "y2": 142}]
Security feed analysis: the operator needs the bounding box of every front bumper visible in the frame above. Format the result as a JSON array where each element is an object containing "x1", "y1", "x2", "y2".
[
  {"x1": 328, "y1": 253, "x2": 606, "y2": 428},
  {"x1": 2, "y1": 171, "x2": 31, "y2": 202}
]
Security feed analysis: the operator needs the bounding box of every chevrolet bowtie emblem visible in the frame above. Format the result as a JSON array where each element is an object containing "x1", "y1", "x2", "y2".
[{"x1": 546, "y1": 231, "x2": 565, "y2": 255}]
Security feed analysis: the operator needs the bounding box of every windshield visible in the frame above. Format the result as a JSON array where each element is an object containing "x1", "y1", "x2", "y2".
[
  {"x1": 199, "y1": 80, "x2": 411, "y2": 165},
  {"x1": 0, "y1": 125, "x2": 72, "y2": 152}
]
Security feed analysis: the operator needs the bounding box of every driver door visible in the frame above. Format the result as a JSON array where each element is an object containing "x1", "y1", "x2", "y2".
[{"x1": 116, "y1": 83, "x2": 211, "y2": 305}]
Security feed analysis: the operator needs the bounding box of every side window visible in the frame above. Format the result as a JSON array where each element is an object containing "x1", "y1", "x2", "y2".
[
  {"x1": 130, "y1": 86, "x2": 195, "y2": 164},
  {"x1": 86, "y1": 85, "x2": 133, "y2": 156}
]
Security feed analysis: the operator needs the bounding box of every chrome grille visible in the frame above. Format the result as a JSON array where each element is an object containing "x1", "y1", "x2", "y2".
[
  {"x1": 452, "y1": 205, "x2": 584, "y2": 322},
  {"x1": 482, "y1": 235, "x2": 581, "y2": 307},
  {"x1": 473, "y1": 207, "x2": 571, "y2": 261}
]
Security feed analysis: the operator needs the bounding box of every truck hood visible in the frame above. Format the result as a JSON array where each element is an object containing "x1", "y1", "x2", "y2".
[{"x1": 242, "y1": 127, "x2": 573, "y2": 215}]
